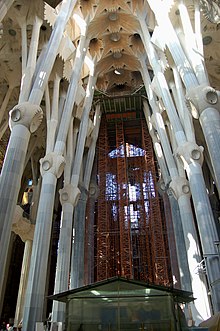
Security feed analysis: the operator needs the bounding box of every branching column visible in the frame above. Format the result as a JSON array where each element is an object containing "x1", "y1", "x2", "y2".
[
  {"x1": 176, "y1": 142, "x2": 220, "y2": 311},
  {"x1": 22, "y1": 26, "x2": 90, "y2": 328},
  {"x1": 70, "y1": 74, "x2": 98, "y2": 289},
  {"x1": 50, "y1": 116, "x2": 77, "y2": 328},
  {"x1": 22, "y1": 152, "x2": 65, "y2": 330},
  {"x1": 51, "y1": 75, "x2": 98, "y2": 331},
  {"x1": 0, "y1": 103, "x2": 43, "y2": 295},
  {"x1": 0, "y1": 0, "x2": 77, "y2": 300},
  {"x1": 142, "y1": 82, "x2": 211, "y2": 321},
  {"x1": 0, "y1": 0, "x2": 15, "y2": 22},
  {"x1": 144, "y1": 90, "x2": 209, "y2": 323},
  {"x1": 144, "y1": 101, "x2": 181, "y2": 286},
  {"x1": 139, "y1": 19, "x2": 220, "y2": 309},
  {"x1": 148, "y1": 0, "x2": 220, "y2": 196},
  {"x1": 51, "y1": 183, "x2": 78, "y2": 325},
  {"x1": 187, "y1": 85, "x2": 220, "y2": 196}
]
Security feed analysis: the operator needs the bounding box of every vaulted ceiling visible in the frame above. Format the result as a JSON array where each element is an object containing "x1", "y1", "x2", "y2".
[
  {"x1": 0, "y1": 0, "x2": 219, "y2": 102},
  {"x1": 0, "y1": 0, "x2": 220, "y2": 169}
]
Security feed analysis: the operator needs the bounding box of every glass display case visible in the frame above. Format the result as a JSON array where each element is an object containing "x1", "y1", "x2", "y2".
[{"x1": 50, "y1": 277, "x2": 193, "y2": 331}]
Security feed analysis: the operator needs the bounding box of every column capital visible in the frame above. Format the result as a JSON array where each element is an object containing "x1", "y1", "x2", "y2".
[
  {"x1": 59, "y1": 183, "x2": 81, "y2": 206},
  {"x1": 169, "y1": 176, "x2": 191, "y2": 200},
  {"x1": 186, "y1": 84, "x2": 220, "y2": 118},
  {"x1": 12, "y1": 206, "x2": 35, "y2": 242},
  {"x1": 9, "y1": 102, "x2": 43, "y2": 132},
  {"x1": 176, "y1": 141, "x2": 204, "y2": 168},
  {"x1": 156, "y1": 178, "x2": 167, "y2": 196},
  {"x1": 89, "y1": 182, "x2": 99, "y2": 199},
  {"x1": 40, "y1": 152, "x2": 65, "y2": 178}
]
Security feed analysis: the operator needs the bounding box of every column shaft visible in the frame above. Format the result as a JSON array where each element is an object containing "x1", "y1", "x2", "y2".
[
  {"x1": 200, "y1": 107, "x2": 220, "y2": 196},
  {"x1": 52, "y1": 202, "x2": 74, "y2": 323},
  {"x1": 186, "y1": 162, "x2": 220, "y2": 311},
  {"x1": 169, "y1": 193, "x2": 191, "y2": 290},
  {"x1": 0, "y1": 0, "x2": 76, "y2": 304},
  {"x1": 147, "y1": 1, "x2": 220, "y2": 196},
  {"x1": 143, "y1": 98, "x2": 211, "y2": 322},
  {"x1": 19, "y1": 16, "x2": 43, "y2": 103},
  {"x1": 0, "y1": 86, "x2": 13, "y2": 124},
  {"x1": 177, "y1": 1, "x2": 208, "y2": 85},
  {"x1": 85, "y1": 193, "x2": 96, "y2": 285},
  {"x1": 163, "y1": 193, "x2": 181, "y2": 287},
  {"x1": 54, "y1": 35, "x2": 89, "y2": 155},
  {"x1": 29, "y1": 0, "x2": 78, "y2": 105},
  {"x1": 83, "y1": 104, "x2": 101, "y2": 190},
  {"x1": 71, "y1": 190, "x2": 88, "y2": 289},
  {"x1": 147, "y1": 1, "x2": 198, "y2": 89},
  {"x1": 22, "y1": 172, "x2": 57, "y2": 330},
  {"x1": 14, "y1": 240, "x2": 33, "y2": 327},
  {"x1": 178, "y1": 194, "x2": 211, "y2": 322},
  {"x1": 0, "y1": 125, "x2": 30, "y2": 294},
  {"x1": 0, "y1": 0, "x2": 14, "y2": 22}
]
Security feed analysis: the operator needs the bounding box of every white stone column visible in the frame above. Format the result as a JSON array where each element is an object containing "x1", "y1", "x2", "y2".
[
  {"x1": 22, "y1": 152, "x2": 65, "y2": 330},
  {"x1": 147, "y1": 1, "x2": 220, "y2": 197},
  {"x1": 19, "y1": 15, "x2": 43, "y2": 103},
  {"x1": 45, "y1": 74, "x2": 61, "y2": 154},
  {"x1": 54, "y1": 34, "x2": 90, "y2": 155},
  {"x1": 0, "y1": 84, "x2": 14, "y2": 141},
  {"x1": 0, "y1": 120, "x2": 9, "y2": 141},
  {"x1": 0, "y1": 0, "x2": 77, "y2": 302},
  {"x1": 169, "y1": 67, "x2": 195, "y2": 144},
  {"x1": 138, "y1": 23, "x2": 186, "y2": 146},
  {"x1": 19, "y1": 17, "x2": 28, "y2": 77},
  {"x1": 148, "y1": 135, "x2": 170, "y2": 187},
  {"x1": 83, "y1": 104, "x2": 101, "y2": 191},
  {"x1": 28, "y1": 0, "x2": 78, "y2": 105},
  {"x1": 23, "y1": 26, "x2": 91, "y2": 328},
  {"x1": 85, "y1": 181, "x2": 99, "y2": 285},
  {"x1": 71, "y1": 103, "x2": 101, "y2": 289},
  {"x1": 187, "y1": 85, "x2": 220, "y2": 197},
  {"x1": 51, "y1": 183, "x2": 79, "y2": 326},
  {"x1": 164, "y1": 188, "x2": 182, "y2": 287},
  {"x1": 70, "y1": 73, "x2": 97, "y2": 188},
  {"x1": 143, "y1": 96, "x2": 212, "y2": 322},
  {"x1": 177, "y1": 0, "x2": 208, "y2": 85},
  {"x1": 170, "y1": 177, "x2": 211, "y2": 323},
  {"x1": 146, "y1": 1, "x2": 198, "y2": 89},
  {"x1": 0, "y1": 103, "x2": 43, "y2": 295},
  {"x1": 50, "y1": 120, "x2": 78, "y2": 328},
  {"x1": 13, "y1": 178, "x2": 41, "y2": 326},
  {"x1": 0, "y1": 85, "x2": 14, "y2": 125},
  {"x1": 176, "y1": 142, "x2": 220, "y2": 312},
  {"x1": 143, "y1": 101, "x2": 190, "y2": 288},
  {"x1": 140, "y1": 35, "x2": 219, "y2": 310},
  {"x1": 144, "y1": 103, "x2": 181, "y2": 287},
  {"x1": 14, "y1": 240, "x2": 33, "y2": 327},
  {"x1": 69, "y1": 75, "x2": 97, "y2": 289},
  {"x1": 51, "y1": 83, "x2": 98, "y2": 326},
  {"x1": 71, "y1": 187, "x2": 88, "y2": 289},
  {"x1": 0, "y1": 0, "x2": 15, "y2": 22}
]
